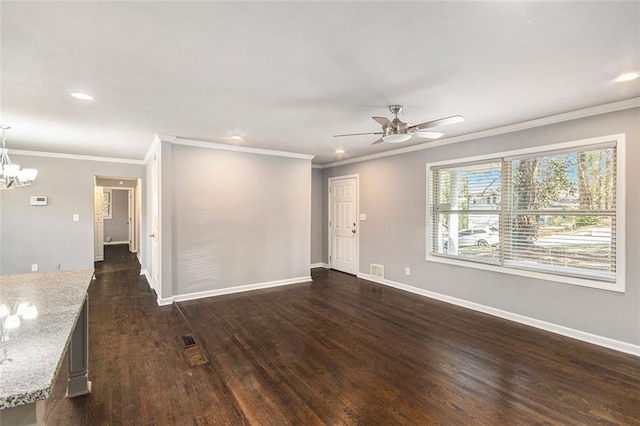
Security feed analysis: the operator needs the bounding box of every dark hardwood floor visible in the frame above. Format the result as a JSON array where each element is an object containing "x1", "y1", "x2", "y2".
[{"x1": 45, "y1": 245, "x2": 640, "y2": 425}]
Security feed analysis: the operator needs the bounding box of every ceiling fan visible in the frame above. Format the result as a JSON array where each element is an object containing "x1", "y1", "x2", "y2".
[{"x1": 333, "y1": 105, "x2": 464, "y2": 145}]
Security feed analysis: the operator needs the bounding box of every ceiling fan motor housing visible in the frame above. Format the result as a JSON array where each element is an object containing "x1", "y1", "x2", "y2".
[{"x1": 389, "y1": 105, "x2": 403, "y2": 115}]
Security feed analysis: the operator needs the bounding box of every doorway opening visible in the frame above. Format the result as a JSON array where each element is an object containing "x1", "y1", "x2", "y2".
[{"x1": 94, "y1": 176, "x2": 142, "y2": 264}]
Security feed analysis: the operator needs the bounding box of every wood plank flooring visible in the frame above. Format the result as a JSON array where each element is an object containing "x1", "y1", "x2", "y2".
[{"x1": 44, "y1": 245, "x2": 640, "y2": 425}]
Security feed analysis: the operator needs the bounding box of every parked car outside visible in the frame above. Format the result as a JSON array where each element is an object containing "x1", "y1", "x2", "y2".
[{"x1": 456, "y1": 227, "x2": 499, "y2": 247}]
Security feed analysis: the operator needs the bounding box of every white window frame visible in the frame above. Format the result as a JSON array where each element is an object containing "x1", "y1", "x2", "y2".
[
  {"x1": 102, "y1": 189, "x2": 112, "y2": 219},
  {"x1": 426, "y1": 134, "x2": 626, "y2": 293}
]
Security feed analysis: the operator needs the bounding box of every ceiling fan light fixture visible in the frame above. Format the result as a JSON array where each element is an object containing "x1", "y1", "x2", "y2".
[
  {"x1": 413, "y1": 131, "x2": 444, "y2": 139},
  {"x1": 382, "y1": 133, "x2": 412, "y2": 143}
]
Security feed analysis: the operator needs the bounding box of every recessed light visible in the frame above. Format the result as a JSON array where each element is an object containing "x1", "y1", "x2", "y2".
[
  {"x1": 614, "y1": 72, "x2": 639, "y2": 82},
  {"x1": 335, "y1": 148, "x2": 345, "y2": 154},
  {"x1": 70, "y1": 92, "x2": 94, "y2": 101},
  {"x1": 230, "y1": 135, "x2": 243, "y2": 141}
]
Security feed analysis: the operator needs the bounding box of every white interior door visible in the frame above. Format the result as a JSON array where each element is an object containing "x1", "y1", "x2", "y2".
[
  {"x1": 329, "y1": 176, "x2": 358, "y2": 274},
  {"x1": 94, "y1": 185, "x2": 104, "y2": 262},
  {"x1": 149, "y1": 156, "x2": 160, "y2": 294}
]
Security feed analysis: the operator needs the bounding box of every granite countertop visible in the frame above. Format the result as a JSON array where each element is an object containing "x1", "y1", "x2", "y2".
[{"x1": 0, "y1": 269, "x2": 94, "y2": 409}]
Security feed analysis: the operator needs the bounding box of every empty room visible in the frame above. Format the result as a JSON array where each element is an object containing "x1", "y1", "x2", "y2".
[{"x1": 0, "y1": 1, "x2": 638, "y2": 425}]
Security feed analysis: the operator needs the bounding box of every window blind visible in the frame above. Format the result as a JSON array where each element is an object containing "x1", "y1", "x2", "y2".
[{"x1": 429, "y1": 143, "x2": 617, "y2": 283}]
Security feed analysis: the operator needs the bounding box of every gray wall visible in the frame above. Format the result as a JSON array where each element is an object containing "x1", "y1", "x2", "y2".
[
  {"x1": 321, "y1": 108, "x2": 640, "y2": 345},
  {"x1": 170, "y1": 144, "x2": 311, "y2": 296},
  {"x1": 0, "y1": 155, "x2": 145, "y2": 275},
  {"x1": 311, "y1": 168, "x2": 323, "y2": 265},
  {"x1": 104, "y1": 189, "x2": 129, "y2": 242}
]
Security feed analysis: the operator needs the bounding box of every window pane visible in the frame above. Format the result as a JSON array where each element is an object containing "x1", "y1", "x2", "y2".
[
  {"x1": 429, "y1": 139, "x2": 619, "y2": 288},
  {"x1": 435, "y1": 162, "x2": 501, "y2": 212},
  {"x1": 510, "y1": 147, "x2": 615, "y2": 212},
  {"x1": 505, "y1": 214, "x2": 615, "y2": 280},
  {"x1": 437, "y1": 213, "x2": 500, "y2": 264}
]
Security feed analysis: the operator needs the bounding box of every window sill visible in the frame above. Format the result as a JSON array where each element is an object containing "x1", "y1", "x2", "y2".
[{"x1": 426, "y1": 253, "x2": 625, "y2": 293}]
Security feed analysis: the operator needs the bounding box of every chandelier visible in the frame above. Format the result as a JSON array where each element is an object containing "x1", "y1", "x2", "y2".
[{"x1": 1, "y1": 125, "x2": 38, "y2": 190}]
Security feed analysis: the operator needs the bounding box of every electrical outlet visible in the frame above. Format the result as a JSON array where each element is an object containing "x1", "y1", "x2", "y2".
[
  {"x1": 54, "y1": 263, "x2": 61, "y2": 270},
  {"x1": 31, "y1": 264, "x2": 38, "y2": 272},
  {"x1": 405, "y1": 267, "x2": 411, "y2": 276}
]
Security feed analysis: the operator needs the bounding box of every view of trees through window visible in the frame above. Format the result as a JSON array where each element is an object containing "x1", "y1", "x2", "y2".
[{"x1": 431, "y1": 144, "x2": 617, "y2": 282}]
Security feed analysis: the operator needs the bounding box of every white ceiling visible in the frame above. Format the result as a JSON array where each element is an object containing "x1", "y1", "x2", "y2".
[{"x1": 1, "y1": 2, "x2": 638, "y2": 164}]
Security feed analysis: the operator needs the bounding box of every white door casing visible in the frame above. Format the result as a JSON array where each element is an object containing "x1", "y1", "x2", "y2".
[
  {"x1": 135, "y1": 178, "x2": 142, "y2": 258},
  {"x1": 94, "y1": 185, "x2": 104, "y2": 262},
  {"x1": 149, "y1": 156, "x2": 160, "y2": 295},
  {"x1": 329, "y1": 175, "x2": 358, "y2": 275},
  {"x1": 128, "y1": 189, "x2": 134, "y2": 252}
]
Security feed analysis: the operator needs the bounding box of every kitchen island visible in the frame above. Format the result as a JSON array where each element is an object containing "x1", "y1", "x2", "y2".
[{"x1": 0, "y1": 269, "x2": 94, "y2": 425}]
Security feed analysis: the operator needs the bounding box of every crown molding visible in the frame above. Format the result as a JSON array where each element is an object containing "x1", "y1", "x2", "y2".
[
  {"x1": 143, "y1": 134, "x2": 176, "y2": 163},
  {"x1": 317, "y1": 97, "x2": 640, "y2": 169},
  {"x1": 173, "y1": 137, "x2": 315, "y2": 160},
  {"x1": 9, "y1": 149, "x2": 146, "y2": 165}
]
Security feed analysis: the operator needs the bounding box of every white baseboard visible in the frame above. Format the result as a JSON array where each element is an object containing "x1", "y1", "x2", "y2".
[
  {"x1": 103, "y1": 241, "x2": 129, "y2": 245},
  {"x1": 157, "y1": 297, "x2": 174, "y2": 306},
  {"x1": 140, "y1": 268, "x2": 148, "y2": 276},
  {"x1": 159, "y1": 275, "x2": 313, "y2": 305},
  {"x1": 357, "y1": 273, "x2": 640, "y2": 357},
  {"x1": 311, "y1": 263, "x2": 329, "y2": 269}
]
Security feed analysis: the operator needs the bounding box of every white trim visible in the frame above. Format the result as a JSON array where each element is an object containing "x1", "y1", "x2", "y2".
[
  {"x1": 318, "y1": 98, "x2": 639, "y2": 169},
  {"x1": 144, "y1": 134, "x2": 174, "y2": 164},
  {"x1": 311, "y1": 263, "x2": 329, "y2": 269},
  {"x1": 140, "y1": 268, "x2": 147, "y2": 276},
  {"x1": 426, "y1": 133, "x2": 624, "y2": 169},
  {"x1": 157, "y1": 297, "x2": 174, "y2": 306},
  {"x1": 156, "y1": 276, "x2": 312, "y2": 305},
  {"x1": 103, "y1": 240, "x2": 129, "y2": 245},
  {"x1": 312, "y1": 164, "x2": 324, "y2": 169},
  {"x1": 10, "y1": 149, "x2": 146, "y2": 164},
  {"x1": 425, "y1": 133, "x2": 626, "y2": 293},
  {"x1": 357, "y1": 273, "x2": 640, "y2": 357},
  {"x1": 173, "y1": 137, "x2": 315, "y2": 160},
  {"x1": 95, "y1": 175, "x2": 139, "y2": 184},
  {"x1": 328, "y1": 174, "x2": 360, "y2": 275}
]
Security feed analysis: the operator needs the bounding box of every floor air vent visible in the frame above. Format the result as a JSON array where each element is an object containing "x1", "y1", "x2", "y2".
[
  {"x1": 180, "y1": 335, "x2": 209, "y2": 367},
  {"x1": 370, "y1": 264, "x2": 385, "y2": 278},
  {"x1": 181, "y1": 334, "x2": 197, "y2": 348}
]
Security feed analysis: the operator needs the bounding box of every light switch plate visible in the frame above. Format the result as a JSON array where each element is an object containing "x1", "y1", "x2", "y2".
[
  {"x1": 359, "y1": 213, "x2": 367, "y2": 221},
  {"x1": 73, "y1": 214, "x2": 80, "y2": 222}
]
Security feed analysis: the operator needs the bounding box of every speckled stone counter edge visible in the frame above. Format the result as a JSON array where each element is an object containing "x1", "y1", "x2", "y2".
[{"x1": 0, "y1": 269, "x2": 94, "y2": 409}]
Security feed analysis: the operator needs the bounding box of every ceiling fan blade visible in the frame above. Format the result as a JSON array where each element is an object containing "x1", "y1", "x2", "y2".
[
  {"x1": 413, "y1": 131, "x2": 444, "y2": 139},
  {"x1": 333, "y1": 132, "x2": 382, "y2": 137},
  {"x1": 372, "y1": 116, "x2": 393, "y2": 127},
  {"x1": 371, "y1": 138, "x2": 384, "y2": 145},
  {"x1": 410, "y1": 115, "x2": 465, "y2": 131}
]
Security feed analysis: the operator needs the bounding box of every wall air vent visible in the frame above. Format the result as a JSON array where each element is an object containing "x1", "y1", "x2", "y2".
[{"x1": 370, "y1": 264, "x2": 385, "y2": 278}]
